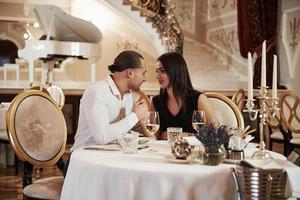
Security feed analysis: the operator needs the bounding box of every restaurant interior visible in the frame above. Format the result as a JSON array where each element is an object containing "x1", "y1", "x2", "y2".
[{"x1": 0, "y1": 0, "x2": 300, "y2": 199}]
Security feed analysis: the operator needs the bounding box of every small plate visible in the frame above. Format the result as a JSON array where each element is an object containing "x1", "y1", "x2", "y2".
[
  {"x1": 164, "y1": 154, "x2": 194, "y2": 164},
  {"x1": 223, "y1": 158, "x2": 241, "y2": 164}
]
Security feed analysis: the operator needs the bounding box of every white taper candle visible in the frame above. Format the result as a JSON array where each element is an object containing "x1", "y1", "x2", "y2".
[
  {"x1": 247, "y1": 52, "x2": 253, "y2": 100},
  {"x1": 272, "y1": 55, "x2": 277, "y2": 98},
  {"x1": 261, "y1": 41, "x2": 266, "y2": 88}
]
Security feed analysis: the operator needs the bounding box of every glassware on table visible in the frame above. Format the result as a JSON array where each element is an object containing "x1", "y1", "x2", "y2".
[
  {"x1": 167, "y1": 127, "x2": 183, "y2": 147},
  {"x1": 192, "y1": 110, "x2": 207, "y2": 132},
  {"x1": 231, "y1": 127, "x2": 244, "y2": 151},
  {"x1": 203, "y1": 144, "x2": 225, "y2": 165},
  {"x1": 145, "y1": 111, "x2": 160, "y2": 136},
  {"x1": 120, "y1": 131, "x2": 139, "y2": 154}
]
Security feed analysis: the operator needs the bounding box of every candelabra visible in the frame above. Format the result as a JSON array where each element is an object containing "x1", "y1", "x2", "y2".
[{"x1": 244, "y1": 86, "x2": 280, "y2": 159}]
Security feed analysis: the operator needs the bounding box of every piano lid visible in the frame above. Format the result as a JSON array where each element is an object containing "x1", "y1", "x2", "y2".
[{"x1": 33, "y1": 5, "x2": 102, "y2": 43}]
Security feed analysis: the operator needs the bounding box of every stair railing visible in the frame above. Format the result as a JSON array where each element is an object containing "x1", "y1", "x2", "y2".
[{"x1": 124, "y1": 0, "x2": 184, "y2": 53}]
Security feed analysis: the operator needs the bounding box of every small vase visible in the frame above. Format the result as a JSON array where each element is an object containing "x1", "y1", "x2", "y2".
[{"x1": 203, "y1": 144, "x2": 224, "y2": 166}]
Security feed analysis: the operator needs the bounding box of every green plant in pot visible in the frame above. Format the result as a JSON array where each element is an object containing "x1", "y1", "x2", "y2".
[{"x1": 194, "y1": 124, "x2": 230, "y2": 165}]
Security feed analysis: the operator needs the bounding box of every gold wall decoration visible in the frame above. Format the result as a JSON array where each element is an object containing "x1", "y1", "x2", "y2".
[{"x1": 169, "y1": 0, "x2": 195, "y2": 34}]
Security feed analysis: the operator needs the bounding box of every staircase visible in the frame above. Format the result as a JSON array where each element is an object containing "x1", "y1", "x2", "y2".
[
  {"x1": 105, "y1": 0, "x2": 246, "y2": 90},
  {"x1": 184, "y1": 39, "x2": 247, "y2": 90},
  {"x1": 105, "y1": 0, "x2": 167, "y2": 55}
]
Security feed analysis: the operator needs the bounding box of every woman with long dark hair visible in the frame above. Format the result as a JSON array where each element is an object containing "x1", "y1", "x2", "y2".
[{"x1": 151, "y1": 52, "x2": 217, "y2": 139}]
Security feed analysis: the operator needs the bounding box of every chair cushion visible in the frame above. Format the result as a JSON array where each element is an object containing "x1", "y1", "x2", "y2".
[
  {"x1": 23, "y1": 176, "x2": 64, "y2": 200},
  {"x1": 292, "y1": 133, "x2": 300, "y2": 138},
  {"x1": 290, "y1": 138, "x2": 300, "y2": 145},
  {"x1": 270, "y1": 131, "x2": 284, "y2": 140}
]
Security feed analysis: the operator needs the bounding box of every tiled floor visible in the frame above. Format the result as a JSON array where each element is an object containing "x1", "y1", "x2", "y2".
[{"x1": 0, "y1": 144, "x2": 283, "y2": 200}]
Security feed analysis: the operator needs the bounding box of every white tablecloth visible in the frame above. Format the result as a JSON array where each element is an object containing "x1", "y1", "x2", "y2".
[{"x1": 60, "y1": 141, "x2": 286, "y2": 200}]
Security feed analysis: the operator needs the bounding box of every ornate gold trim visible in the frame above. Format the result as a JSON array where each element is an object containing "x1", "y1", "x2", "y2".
[
  {"x1": 206, "y1": 92, "x2": 245, "y2": 128},
  {"x1": 231, "y1": 89, "x2": 245, "y2": 112},
  {"x1": 6, "y1": 90, "x2": 67, "y2": 167}
]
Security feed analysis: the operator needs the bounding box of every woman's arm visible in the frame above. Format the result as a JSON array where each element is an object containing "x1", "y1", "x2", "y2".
[{"x1": 197, "y1": 94, "x2": 219, "y2": 126}]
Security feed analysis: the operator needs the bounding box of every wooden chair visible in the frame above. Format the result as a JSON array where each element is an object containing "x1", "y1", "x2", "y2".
[
  {"x1": 231, "y1": 161, "x2": 287, "y2": 200},
  {"x1": 266, "y1": 94, "x2": 291, "y2": 156},
  {"x1": 6, "y1": 90, "x2": 67, "y2": 200},
  {"x1": 232, "y1": 89, "x2": 245, "y2": 112},
  {"x1": 46, "y1": 85, "x2": 65, "y2": 109},
  {"x1": 206, "y1": 92, "x2": 244, "y2": 128},
  {"x1": 30, "y1": 85, "x2": 65, "y2": 109},
  {"x1": 131, "y1": 91, "x2": 151, "y2": 136},
  {"x1": 280, "y1": 92, "x2": 300, "y2": 153},
  {"x1": 0, "y1": 102, "x2": 19, "y2": 174}
]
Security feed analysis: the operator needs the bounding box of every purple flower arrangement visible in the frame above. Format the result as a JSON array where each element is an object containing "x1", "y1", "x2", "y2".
[{"x1": 194, "y1": 124, "x2": 230, "y2": 153}]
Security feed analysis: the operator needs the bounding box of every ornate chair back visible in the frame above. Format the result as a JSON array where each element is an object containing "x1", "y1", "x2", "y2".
[
  {"x1": 47, "y1": 85, "x2": 65, "y2": 109},
  {"x1": 132, "y1": 91, "x2": 151, "y2": 136},
  {"x1": 232, "y1": 161, "x2": 287, "y2": 200},
  {"x1": 280, "y1": 92, "x2": 300, "y2": 152},
  {"x1": 280, "y1": 92, "x2": 300, "y2": 134},
  {"x1": 132, "y1": 90, "x2": 151, "y2": 109},
  {"x1": 206, "y1": 92, "x2": 244, "y2": 128},
  {"x1": 6, "y1": 90, "x2": 67, "y2": 200},
  {"x1": 266, "y1": 93, "x2": 292, "y2": 155},
  {"x1": 232, "y1": 89, "x2": 245, "y2": 112}
]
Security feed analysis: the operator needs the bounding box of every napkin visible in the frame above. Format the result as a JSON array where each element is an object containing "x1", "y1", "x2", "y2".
[
  {"x1": 183, "y1": 136, "x2": 202, "y2": 146},
  {"x1": 243, "y1": 159, "x2": 300, "y2": 198}
]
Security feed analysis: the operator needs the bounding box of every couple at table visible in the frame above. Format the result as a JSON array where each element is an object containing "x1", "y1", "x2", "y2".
[{"x1": 71, "y1": 50, "x2": 217, "y2": 152}]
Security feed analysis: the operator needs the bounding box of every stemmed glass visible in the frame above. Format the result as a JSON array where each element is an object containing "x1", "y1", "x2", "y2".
[
  {"x1": 192, "y1": 110, "x2": 207, "y2": 132},
  {"x1": 145, "y1": 111, "x2": 160, "y2": 136}
]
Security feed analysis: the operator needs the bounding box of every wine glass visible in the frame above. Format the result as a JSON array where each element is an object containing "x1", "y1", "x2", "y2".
[
  {"x1": 192, "y1": 110, "x2": 206, "y2": 132},
  {"x1": 145, "y1": 111, "x2": 160, "y2": 136}
]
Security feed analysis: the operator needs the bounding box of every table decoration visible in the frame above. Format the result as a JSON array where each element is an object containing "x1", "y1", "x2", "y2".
[
  {"x1": 171, "y1": 138, "x2": 194, "y2": 159},
  {"x1": 194, "y1": 124, "x2": 230, "y2": 165}
]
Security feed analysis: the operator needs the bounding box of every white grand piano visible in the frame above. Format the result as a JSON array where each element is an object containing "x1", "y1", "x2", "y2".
[{"x1": 18, "y1": 4, "x2": 102, "y2": 85}]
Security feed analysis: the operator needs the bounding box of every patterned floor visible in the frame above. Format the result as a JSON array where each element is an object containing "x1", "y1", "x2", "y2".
[{"x1": 0, "y1": 153, "x2": 69, "y2": 200}]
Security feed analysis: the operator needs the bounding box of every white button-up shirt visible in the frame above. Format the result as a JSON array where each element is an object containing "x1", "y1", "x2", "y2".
[{"x1": 71, "y1": 75, "x2": 138, "y2": 151}]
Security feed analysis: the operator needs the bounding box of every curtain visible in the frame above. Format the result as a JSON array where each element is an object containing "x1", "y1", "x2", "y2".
[{"x1": 237, "y1": 0, "x2": 278, "y2": 88}]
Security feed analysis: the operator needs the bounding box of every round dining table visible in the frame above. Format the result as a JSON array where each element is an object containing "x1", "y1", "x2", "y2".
[{"x1": 60, "y1": 140, "x2": 286, "y2": 200}]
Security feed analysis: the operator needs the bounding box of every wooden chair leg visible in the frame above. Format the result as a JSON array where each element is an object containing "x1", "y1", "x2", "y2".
[
  {"x1": 268, "y1": 126, "x2": 273, "y2": 151},
  {"x1": 23, "y1": 162, "x2": 33, "y2": 188},
  {"x1": 287, "y1": 143, "x2": 294, "y2": 156},
  {"x1": 270, "y1": 139, "x2": 273, "y2": 151},
  {"x1": 15, "y1": 154, "x2": 18, "y2": 175}
]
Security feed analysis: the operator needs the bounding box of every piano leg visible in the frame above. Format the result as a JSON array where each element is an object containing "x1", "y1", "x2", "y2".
[{"x1": 90, "y1": 58, "x2": 96, "y2": 83}]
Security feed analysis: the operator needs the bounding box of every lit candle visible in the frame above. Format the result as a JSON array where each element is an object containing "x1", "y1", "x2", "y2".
[
  {"x1": 261, "y1": 41, "x2": 266, "y2": 88},
  {"x1": 247, "y1": 52, "x2": 253, "y2": 100},
  {"x1": 272, "y1": 55, "x2": 277, "y2": 98}
]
